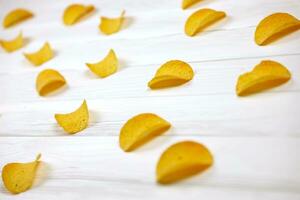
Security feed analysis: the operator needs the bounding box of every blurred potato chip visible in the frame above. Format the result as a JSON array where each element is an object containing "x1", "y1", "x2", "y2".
[
  {"x1": 2, "y1": 154, "x2": 41, "y2": 194},
  {"x1": 236, "y1": 60, "x2": 291, "y2": 96},
  {"x1": 36, "y1": 69, "x2": 66, "y2": 96},
  {"x1": 86, "y1": 49, "x2": 118, "y2": 78},
  {"x1": 182, "y1": 0, "x2": 202, "y2": 9},
  {"x1": 24, "y1": 42, "x2": 53, "y2": 66},
  {"x1": 3, "y1": 8, "x2": 33, "y2": 28},
  {"x1": 99, "y1": 11, "x2": 125, "y2": 35},
  {"x1": 55, "y1": 100, "x2": 89, "y2": 134},
  {"x1": 148, "y1": 60, "x2": 194, "y2": 89},
  {"x1": 119, "y1": 113, "x2": 171, "y2": 152},
  {"x1": 255, "y1": 13, "x2": 300, "y2": 45},
  {"x1": 185, "y1": 8, "x2": 226, "y2": 36},
  {"x1": 156, "y1": 141, "x2": 213, "y2": 184},
  {"x1": 63, "y1": 4, "x2": 94, "y2": 25},
  {"x1": 0, "y1": 32, "x2": 23, "y2": 52}
]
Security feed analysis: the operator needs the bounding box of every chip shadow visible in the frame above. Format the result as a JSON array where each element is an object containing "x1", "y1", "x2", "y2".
[{"x1": 33, "y1": 161, "x2": 52, "y2": 189}]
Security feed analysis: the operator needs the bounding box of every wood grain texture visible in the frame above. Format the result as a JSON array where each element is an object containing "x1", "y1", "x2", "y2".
[
  {"x1": 0, "y1": 0, "x2": 300, "y2": 199},
  {"x1": 0, "y1": 137, "x2": 300, "y2": 200}
]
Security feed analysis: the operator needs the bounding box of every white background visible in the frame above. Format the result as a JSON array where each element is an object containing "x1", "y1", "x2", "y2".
[{"x1": 0, "y1": 0, "x2": 300, "y2": 199}]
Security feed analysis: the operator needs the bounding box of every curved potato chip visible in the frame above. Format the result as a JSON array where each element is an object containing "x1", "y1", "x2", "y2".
[
  {"x1": 182, "y1": 0, "x2": 202, "y2": 9},
  {"x1": 148, "y1": 60, "x2": 194, "y2": 89},
  {"x1": 99, "y1": 11, "x2": 125, "y2": 35},
  {"x1": 156, "y1": 141, "x2": 213, "y2": 184},
  {"x1": 119, "y1": 113, "x2": 171, "y2": 152},
  {"x1": 3, "y1": 8, "x2": 33, "y2": 28},
  {"x1": 36, "y1": 69, "x2": 66, "y2": 96},
  {"x1": 86, "y1": 49, "x2": 118, "y2": 78},
  {"x1": 0, "y1": 32, "x2": 23, "y2": 52},
  {"x1": 255, "y1": 13, "x2": 300, "y2": 45},
  {"x1": 2, "y1": 154, "x2": 41, "y2": 194},
  {"x1": 55, "y1": 100, "x2": 89, "y2": 134},
  {"x1": 236, "y1": 60, "x2": 291, "y2": 96},
  {"x1": 185, "y1": 8, "x2": 226, "y2": 36},
  {"x1": 24, "y1": 42, "x2": 53, "y2": 66},
  {"x1": 63, "y1": 4, "x2": 94, "y2": 25}
]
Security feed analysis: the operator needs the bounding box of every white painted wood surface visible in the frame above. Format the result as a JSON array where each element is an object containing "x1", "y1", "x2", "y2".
[{"x1": 0, "y1": 0, "x2": 300, "y2": 199}]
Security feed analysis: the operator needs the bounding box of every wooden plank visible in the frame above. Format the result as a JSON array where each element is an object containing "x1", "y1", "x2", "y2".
[
  {"x1": 0, "y1": 26, "x2": 300, "y2": 74},
  {"x1": 0, "y1": 136, "x2": 299, "y2": 200},
  {"x1": 0, "y1": 0, "x2": 299, "y2": 43},
  {"x1": 1, "y1": 92, "x2": 299, "y2": 137},
  {"x1": 1, "y1": 54, "x2": 299, "y2": 104}
]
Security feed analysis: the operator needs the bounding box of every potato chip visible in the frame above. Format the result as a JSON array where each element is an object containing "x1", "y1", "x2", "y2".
[
  {"x1": 236, "y1": 60, "x2": 291, "y2": 96},
  {"x1": 63, "y1": 4, "x2": 94, "y2": 25},
  {"x1": 255, "y1": 13, "x2": 300, "y2": 45},
  {"x1": 86, "y1": 49, "x2": 118, "y2": 78},
  {"x1": 156, "y1": 141, "x2": 213, "y2": 184},
  {"x1": 0, "y1": 32, "x2": 23, "y2": 52},
  {"x1": 3, "y1": 8, "x2": 33, "y2": 28},
  {"x1": 55, "y1": 100, "x2": 89, "y2": 134},
  {"x1": 182, "y1": 0, "x2": 202, "y2": 9},
  {"x1": 36, "y1": 69, "x2": 66, "y2": 96},
  {"x1": 119, "y1": 113, "x2": 171, "y2": 152},
  {"x1": 2, "y1": 154, "x2": 41, "y2": 194},
  {"x1": 24, "y1": 42, "x2": 53, "y2": 66},
  {"x1": 148, "y1": 60, "x2": 194, "y2": 89},
  {"x1": 99, "y1": 11, "x2": 125, "y2": 35},
  {"x1": 185, "y1": 8, "x2": 226, "y2": 36}
]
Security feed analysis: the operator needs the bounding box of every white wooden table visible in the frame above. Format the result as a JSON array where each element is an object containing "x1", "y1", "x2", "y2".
[{"x1": 0, "y1": 0, "x2": 300, "y2": 199}]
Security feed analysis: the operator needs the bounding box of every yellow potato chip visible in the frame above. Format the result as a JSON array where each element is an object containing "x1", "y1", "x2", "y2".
[
  {"x1": 99, "y1": 11, "x2": 125, "y2": 35},
  {"x1": 63, "y1": 4, "x2": 94, "y2": 25},
  {"x1": 182, "y1": 0, "x2": 202, "y2": 9},
  {"x1": 119, "y1": 113, "x2": 171, "y2": 152},
  {"x1": 0, "y1": 32, "x2": 23, "y2": 52},
  {"x1": 185, "y1": 8, "x2": 226, "y2": 36},
  {"x1": 24, "y1": 42, "x2": 53, "y2": 66},
  {"x1": 55, "y1": 100, "x2": 89, "y2": 134},
  {"x1": 236, "y1": 60, "x2": 291, "y2": 96},
  {"x1": 148, "y1": 60, "x2": 194, "y2": 89},
  {"x1": 86, "y1": 49, "x2": 118, "y2": 78},
  {"x1": 3, "y1": 8, "x2": 33, "y2": 28},
  {"x1": 255, "y1": 13, "x2": 300, "y2": 45},
  {"x1": 2, "y1": 154, "x2": 41, "y2": 194},
  {"x1": 156, "y1": 141, "x2": 213, "y2": 184},
  {"x1": 36, "y1": 69, "x2": 66, "y2": 96}
]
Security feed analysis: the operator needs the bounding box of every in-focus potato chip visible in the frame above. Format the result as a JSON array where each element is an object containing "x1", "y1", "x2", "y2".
[
  {"x1": 182, "y1": 0, "x2": 202, "y2": 9},
  {"x1": 0, "y1": 32, "x2": 23, "y2": 52},
  {"x1": 2, "y1": 154, "x2": 41, "y2": 194},
  {"x1": 36, "y1": 69, "x2": 66, "y2": 96},
  {"x1": 24, "y1": 42, "x2": 53, "y2": 66},
  {"x1": 99, "y1": 11, "x2": 125, "y2": 35},
  {"x1": 185, "y1": 8, "x2": 226, "y2": 36},
  {"x1": 86, "y1": 49, "x2": 118, "y2": 78},
  {"x1": 255, "y1": 13, "x2": 300, "y2": 45},
  {"x1": 236, "y1": 60, "x2": 291, "y2": 96},
  {"x1": 156, "y1": 141, "x2": 213, "y2": 184},
  {"x1": 55, "y1": 100, "x2": 89, "y2": 134},
  {"x1": 119, "y1": 113, "x2": 171, "y2": 152},
  {"x1": 148, "y1": 60, "x2": 194, "y2": 89},
  {"x1": 63, "y1": 4, "x2": 94, "y2": 25},
  {"x1": 3, "y1": 8, "x2": 33, "y2": 28}
]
